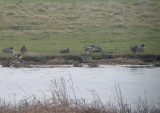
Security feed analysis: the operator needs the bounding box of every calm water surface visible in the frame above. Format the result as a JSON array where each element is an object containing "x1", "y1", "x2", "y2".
[{"x1": 0, "y1": 65, "x2": 160, "y2": 104}]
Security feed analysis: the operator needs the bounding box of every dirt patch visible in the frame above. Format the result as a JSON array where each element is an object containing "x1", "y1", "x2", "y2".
[
  {"x1": 0, "y1": 54, "x2": 159, "y2": 66},
  {"x1": 46, "y1": 57, "x2": 75, "y2": 65},
  {"x1": 21, "y1": 58, "x2": 152, "y2": 65},
  {"x1": 92, "y1": 58, "x2": 151, "y2": 65}
]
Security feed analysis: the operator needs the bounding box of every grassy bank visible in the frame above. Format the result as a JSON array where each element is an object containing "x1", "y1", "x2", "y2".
[
  {"x1": 0, "y1": 78, "x2": 160, "y2": 113},
  {"x1": 0, "y1": 0, "x2": 160, "y2": 58}
]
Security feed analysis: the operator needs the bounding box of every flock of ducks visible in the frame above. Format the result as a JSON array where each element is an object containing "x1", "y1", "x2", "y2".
[
  {"x1": 59, "y1": 45, "x2": 102, "y2": 54},
  {"x1": 2, "y1": 45, "x2": 27, "y2": 67},
  {"x1": 1, "y1": 44, "x2": 145, "y2": 67},
  {"x1": 2, "y1": 45, "x2": 27, "y2": 55},
  {"x1": 83, "y1": 44, "x2": 145, "y2": 54},
  {"x1": 2, "y1": 44, "x2": 145, "y2": 55},
  {"x1": 130, "y1": 44, "x2": 145, "y2": 54}
]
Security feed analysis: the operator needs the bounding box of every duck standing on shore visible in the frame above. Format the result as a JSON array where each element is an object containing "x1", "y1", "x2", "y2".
[
  {"x1": 14, "y1": 54, "x2": 22, "y2": 60},
  {"x1": 88, "y1": 62, "x2": 99, "y2": 67},
  {"x1": 11, "y1": 54, "x2": 23, "y2": 67},
  {"x1": 2, "y1": 59, "x2": 10, "y2": 67},
  {"x1": 20, "y1": 45, "x2": 27, "y2": 54}
]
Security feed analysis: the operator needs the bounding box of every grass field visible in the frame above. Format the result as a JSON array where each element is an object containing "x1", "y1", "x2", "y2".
[{"x1": 0, "y1": 0, "x2": 160, "y2": 57}]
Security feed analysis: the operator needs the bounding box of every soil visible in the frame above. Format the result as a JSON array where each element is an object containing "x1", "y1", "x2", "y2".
[{"x1": 1, "y1": 54, "x2": 159, "y2": 66}]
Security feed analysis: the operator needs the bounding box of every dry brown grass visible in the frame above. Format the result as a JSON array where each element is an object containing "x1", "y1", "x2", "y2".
[{"x1": 0, "y1": 78, "x2": 160, "y2": 113}]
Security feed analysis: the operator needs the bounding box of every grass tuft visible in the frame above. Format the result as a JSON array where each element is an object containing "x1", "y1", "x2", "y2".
[{"x1": 0, "y1": 78, "x2": 160, "y2": 113}]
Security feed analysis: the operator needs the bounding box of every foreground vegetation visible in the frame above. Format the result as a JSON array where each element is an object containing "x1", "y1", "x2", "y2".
[
  {"x1": 0, "y1": 0, "x2": 160, "y2": 60},
  {"x1": 0, "y1": 78, "x2": 160, "y2": 113}
]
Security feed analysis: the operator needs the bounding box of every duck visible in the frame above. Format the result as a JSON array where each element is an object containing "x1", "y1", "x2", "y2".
[
  {"x1": 73, "y1": 62, "x2": 83, "y2": 67},
  {"x1": 12, "y1": 62, "x2": 23, "y2": 68},
  {"x1": 94, "y1": 46, "x2": 102, "y2": 52},
  {"x1": 84, "y1": 45, "x2": 95, "y2": 52},
  {"x1": 20, "y1": 45, "x2": 27, "y2": 54},
  {"x1": 59, "y1": 49, "x2": 70, "y2": 53},
  {"x1": 130, "y1": 44, "x2": 145, "y2": 53},
  {"x1": 130, "y1": 46, "x2": 137, "y2": 53},
  {"x1": 88, "y1": 62, "x2": 99, "y2": 67},
  {"x1": 14, "y1": 54, "x2": 22, "y2": 60},
  {"x1": 137, "y1": 44, "x2": 145, "y2": 52},
  {"x1": 2, "y1": 47, "x2": 13, "y2": 54},
  {"x1": 2, "y1": 59, "x2": 10, "y2": 67}
]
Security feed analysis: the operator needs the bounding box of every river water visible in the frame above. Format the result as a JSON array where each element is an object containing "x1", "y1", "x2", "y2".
[{"x1": 0, "y1": 65, "x2": 160, "y2": 105}]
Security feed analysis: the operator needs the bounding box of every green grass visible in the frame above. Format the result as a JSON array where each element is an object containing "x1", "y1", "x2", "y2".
[
  {"x1": 0, "y1": 0, "x2": 160, "y2": 57},
  {"x1": 1, "y1": 0, "x2": 160, "y2": 3},
  {"x1": 0, "y1": 0, "x2": 151, "y2": 3}
]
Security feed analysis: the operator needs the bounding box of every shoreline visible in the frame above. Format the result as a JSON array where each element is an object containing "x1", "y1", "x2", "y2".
[{"x1": 0, "y1": 54, "x2": 159, "y2": 67}]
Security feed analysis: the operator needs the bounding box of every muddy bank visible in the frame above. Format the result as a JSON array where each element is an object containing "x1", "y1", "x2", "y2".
[{"x1": 0, "y1": 54, "x2": 160, "y2": 66}]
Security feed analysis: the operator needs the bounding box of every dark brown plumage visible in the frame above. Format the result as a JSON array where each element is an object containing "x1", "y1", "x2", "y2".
[{"x1": 20, "y1": 45, "x2": 27, "y2": 54}]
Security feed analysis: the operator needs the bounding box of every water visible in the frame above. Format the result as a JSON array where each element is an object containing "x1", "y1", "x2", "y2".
[{"x1": 0, "y1": 65, "x2": 160, "y2": 105}]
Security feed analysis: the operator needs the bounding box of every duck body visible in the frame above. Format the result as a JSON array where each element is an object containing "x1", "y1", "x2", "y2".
[
  {"x1": 94, "y1": 47, "x2": 102, "y2": 52},
  {"x1": 12, "y1": 62, "x2": 23, "y2": 67},
  {"x1": 14, "y1": 54, "x2": 22, "y2": 60},
  {"x1": 59, "y1": 49, "x2": 70, "y2": 53},
  {"x1": 2, "y1": 47, "x2": 13, "y2": 54},
  {"x1": 130, "y1": 46, "x2": 137, "y2": 53},
  {"x1": 73, "y1": 62, "x2": 83, "y2": 67},
  {"x1": 20, "y1": 45, "x2": 27, "y2": 54},
  {"x1": 137, "y1": 44, "x2": 145, "y2": 52},
  {"x1": 84, "y1": 45, "x2": 95, "y2": 52},
  {"x1": 88, "y1": 62, "x2": 99, "y2": 67},
  {"x1": 130, "y1": 44, "x2": 145, "y2": 53}
]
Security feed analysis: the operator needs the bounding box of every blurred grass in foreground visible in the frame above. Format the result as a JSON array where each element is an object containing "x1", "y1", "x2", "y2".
[{"x1": 0, "y1": 78, "x2": 159, "y2": 113}]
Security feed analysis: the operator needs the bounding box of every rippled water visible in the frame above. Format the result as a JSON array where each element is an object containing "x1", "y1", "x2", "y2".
[{"x1": 0, "y1": 65, "x2": 160, "y2": 104}]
